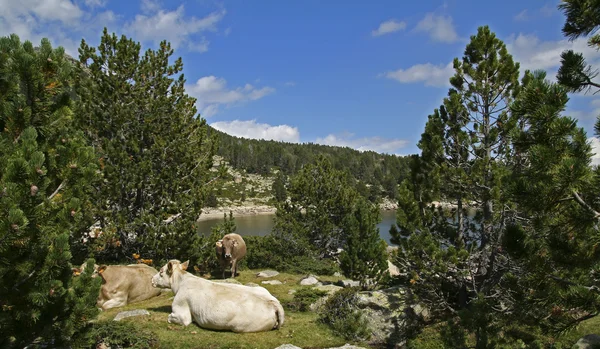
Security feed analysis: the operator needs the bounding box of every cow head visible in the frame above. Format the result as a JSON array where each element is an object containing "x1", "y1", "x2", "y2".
[
  {"x1": 221, "y1": 236, "x2": 239, "y2": 259},
  {"x1": 152, "y1": 259, "x2": 189, "y2": 289}
]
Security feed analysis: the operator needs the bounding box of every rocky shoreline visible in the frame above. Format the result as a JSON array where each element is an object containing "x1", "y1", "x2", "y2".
[{"x1": 197, "y1": 199, "x2": 460, "y2": 222}]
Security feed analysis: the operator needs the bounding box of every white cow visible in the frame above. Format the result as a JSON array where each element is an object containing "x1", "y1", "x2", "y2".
[{"x1": 151, "y1": 259, "x2": 284, "y2": 333}]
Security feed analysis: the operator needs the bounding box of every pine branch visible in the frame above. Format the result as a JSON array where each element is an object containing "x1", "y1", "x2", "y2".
[
  {"x1": 48, "y1": 180, "x2": 66, "y2": 201},
  {"x1": 572, "y1": 191, "x2": 600, "y2": 219}
]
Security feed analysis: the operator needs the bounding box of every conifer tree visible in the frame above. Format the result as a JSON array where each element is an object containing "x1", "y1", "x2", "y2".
[
  {"x1": 0, "y1": 35, "x2": 100, "y2": 348},
  {"x1": 339, "y1": 197, "x2": 388, "y2": 289},
  {"x1": 392, "y1": 26, "x2": 522, "y2": 348},
  {"x1": 509, "y1": 69, "x2": 600, "y2": 333},
  {"x1": 273, "y1": 156, "x2": 359, "y2": 258},
  {"x1": 75, "y1": 28, "x2": 217, "y2": 263}
]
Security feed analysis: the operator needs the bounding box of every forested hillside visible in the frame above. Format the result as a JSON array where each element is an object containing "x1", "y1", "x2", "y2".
[{"x1": 209, "y1": 126, "x2": 411, "y2": 201}]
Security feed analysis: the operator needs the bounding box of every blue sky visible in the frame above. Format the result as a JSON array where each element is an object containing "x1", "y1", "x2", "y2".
[{"x1": 2, "y1": 0, "x2": 600, "y2": 159}]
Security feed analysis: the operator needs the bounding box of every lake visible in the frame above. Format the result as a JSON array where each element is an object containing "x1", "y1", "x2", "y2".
[{"x1": 196, "y1": 209, "x2": 400, "y2": 245}]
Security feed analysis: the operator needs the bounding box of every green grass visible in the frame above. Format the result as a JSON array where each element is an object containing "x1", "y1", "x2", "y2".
[{"x1": 95, "y1": 269, "x2": 369, "y2": 349}]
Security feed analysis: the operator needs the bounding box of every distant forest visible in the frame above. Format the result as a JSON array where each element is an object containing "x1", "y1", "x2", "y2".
[{"x1": 208, "y1": 127, "x2": 412, "y2": 200}]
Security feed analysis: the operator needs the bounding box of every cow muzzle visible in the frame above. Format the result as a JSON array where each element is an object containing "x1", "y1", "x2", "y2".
[{"x1": 225, "y1": 253, "x2": 232, "y2": 258}]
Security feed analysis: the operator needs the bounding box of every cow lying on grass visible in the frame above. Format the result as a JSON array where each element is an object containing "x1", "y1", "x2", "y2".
[
  {"x1": 74, "y1": 263, "x2": 162, "y2": 310},
  {"x1": 215, "y1": 233, "x2": 246, "y2": 278},
  {"x1": 152, "y1": 259, "x2": 284, "y2": 332}
]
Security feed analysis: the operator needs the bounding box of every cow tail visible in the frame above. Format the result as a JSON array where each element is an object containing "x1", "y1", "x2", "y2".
[{"x1": 273, "y1": 300, "x2": 285, "y2": 329}]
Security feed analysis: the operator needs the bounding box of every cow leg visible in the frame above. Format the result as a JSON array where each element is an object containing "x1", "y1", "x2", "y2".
[
  {"x1": 168, "y1": 302, "x2": 192, "y2": 326},
  {"x1": 231, "y1": 259, "x2": 237, "y2": 278},
  {"x1": 101, "y1": 296, "x2": 128, "y2": 310}
]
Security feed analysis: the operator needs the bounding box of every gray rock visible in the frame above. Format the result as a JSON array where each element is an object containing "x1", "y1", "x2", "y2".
[
  {"x1": 256, "y1": 270, "x2": 280, "y2": 278},
  {"x1": 309, "y1": 285, "x2": 344, "y2": 311},
  {"x1": 245, "y1": 282, "x2": 259, "y2": 287},
  {"x1": 333, "y1": 272, "x2": 343, "y2": 277},
  {"x1": 299, "y1": 275, "x2": 320, "y2": 286},
  {"x1": 335, "y1": 279, "x2": 360, "y2": 288},
  {"x1": 328, "y1": 345, "x2": 368, "y2": 349},
  {"x1": 387, "y1": 260, "x2": 401, "y2": 276},
  {"x1": 274, "y1": 345, "x2": 302, "y2": 349},
  {"x1": 315, "y1": 284, "x2": 343, "y2": 295},
  {"x1": 261, "y1": 280, "x2": 283, "y2": 285},
  {"x1": 113, "y1": 309, "x2": 150, "y2": 322},
  {"x1": 288, "y1": 289, "x2": 297, "y2": 295},
  {"x1": 572, "y1": 334, "x2": 600, "y2": 349},
  {"x1": 213, "y1": 278, "x2": 241, "y2": 285},
  {"x1": 356, "y1": 286, "x2": 408, "y2": 345}
]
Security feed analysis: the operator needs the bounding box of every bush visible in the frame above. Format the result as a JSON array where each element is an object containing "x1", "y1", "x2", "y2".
[
  {"x1": 73, "y1": 321, "x2": 159, "y2": 349},
  {"x1": 242, "y1": 235, "x2": 340, "y2": 275},
  {"x1": 318, "y1": 288, "x2": 370, "y2": 341},
  {"x1": 285, "y1": 287, "x2": 328, "y2": 312}
]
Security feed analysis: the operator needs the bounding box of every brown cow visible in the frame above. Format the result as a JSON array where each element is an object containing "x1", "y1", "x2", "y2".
[
  {"x1": 215, "y1": 233, "x2": 247, "y2": 278},
  {"x1": 83, "y1": 264, "x2": 162, "y2": 310}
]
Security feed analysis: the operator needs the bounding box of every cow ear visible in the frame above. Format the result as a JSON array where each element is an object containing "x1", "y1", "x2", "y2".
[
  {"x1": 215, "y1": 241, "x2": 222, "y2": 247},
  {"x1": 167, "y1": 261, "x2": 173, "y2": 274},
  {"x1": 181, "y1": 260, "x2": 189, "y2": 271},
  {"x1": 98, "y1": 265, "x2": 107, "y2": 274},
  {"x1": 72, "y1": 267, "x2": 81, "y2": 276}
]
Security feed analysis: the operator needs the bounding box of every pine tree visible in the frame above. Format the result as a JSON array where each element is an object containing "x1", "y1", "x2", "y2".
[
  {"x1": 273, "y1": 156, "x2": 359, "y2": 258},
  {"x1": 392, "y1": 26, "x2": 522, "y2": 348},
  {"x1": 75, "y1": 28, "x2": 218, "y2": 263},
  {"x1": 272, "y1": 171, "x2": 287, "y2": 203},
  {"x1": 0, "y1": 34, "x2": 100, "y2": 348},
  {"x1": 509, "y1": 69, "x2": 600, "y2": 333},
  {"x1": 339, "y1": 197, "x2": 388, "y2": 289}
]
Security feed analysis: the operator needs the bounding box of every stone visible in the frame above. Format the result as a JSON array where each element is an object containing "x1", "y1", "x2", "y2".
[
  {"x1": 288, "y1": 289, "x2": 297, "y2": 295},
  {"x1": 333, "y1": 272, "x2": 342, "y2": 277},
  {"x1": 329, "y1": 345, "x2": 368, "y2": 349},
  {"x1": 387, "y1": 260, "x2": 400, "y2": 276},
  {"x1": 386, "y1": 245, "x2": 399, "y2": 255},
  {"x1": 274, "y1": 345, "x2": 302, "y2": 349},
  {"x1": 261, "y1": 280, "x2": 283, "y2": 285},
  {"x1": 572, "y1": 334, "x2": 600, "y2": 349},
  {"x1": 113, "y1": 309, "x2": 150, "y2": 322},
  {"x1": 256, "y1": 270, "x2": 280, "y2": 278},
  {"x1": 356, "y1": 286, "x2": 409, "y2": 345},
  {"x1": 245, "y1": 282, "x2": 259, "y2": 287},
  {"x1": 335, "y1": 279, "x2": 360, "y2": 288},
  {"x1": 309, "y1": 285, "x2": 344, "y2": 311},
  {"x1": 213, "y1": 278, "x2": 241, "y2": 285},
  {"x1": 299, "y1": 275, "x2": 320, "y2": 286}
]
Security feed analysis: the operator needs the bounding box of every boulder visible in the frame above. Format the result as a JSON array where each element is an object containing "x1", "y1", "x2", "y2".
[
  {"x1": 333, "y1": 272, "x2": 343, "y2": 277},
  {"x1": 387, "y1": 260, "x2": 400, "y2": 276},
  {"x1": 299, "y1": 275, "x2": 320, "y2": 286},
  {"x1": 572, "y1": 334, "x2": 600, "y2": 349},
  {"x1": 288, "y1": 289, "x2": 297, "y2": 295},
  {"x1": 245, "y1": 282, "x2": 259, "y2": 287},
  {"x1": 113, "y1": 309, "x2": 150, "y2": 322},
  {"x1": 213, "y1": 278, "x2": 241, "y2": 285},
  {"x1": 262, "y1": 280, "x2": 283, "y2": 285},
  {"x1": 335, "y1": 279, "x2": 360, "y2": 288},
  {"x1": 356, "y1": 286, "x2": 410, "y2": 346},
  {"x1": 329, "y1": 345, "x2": 368, "y2": 349},
  {"x1": 274, "y1": 345, "x2": 302, "y2": 349},
  {"x1": 309, "y1": 285, "x2": 344, "y2": 311},
  {"x1": 256, "y1": 270, "x2": 280, "y2": 278}
]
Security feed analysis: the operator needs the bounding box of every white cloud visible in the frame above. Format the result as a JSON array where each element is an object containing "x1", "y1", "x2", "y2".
[
  {"x1": 382, "y1": 62, "x2": 453, "y2": 87},
  {"x1": 514, "y1": 9, "x2": 529, "y2": 21},
  {"x1": 284, "y1": 81, "x2": 296, "y2": 87},
  {"x1": 140, "y1": 0, "x2": 160, "y2": 14},
  {"x1": 414, "y1": 13, "x2": 459, "y2": 43},
  {"x1": 82, "y1": 0, "x2": 106, "y2": 8},
  {"x1": 186, "y1": 76, "x2": 275, "y2": 117},
  {"x1": 210, "y1": 119, "x2": 300, "y2": 143},
  {"x1": 124, "y1": 5, "x2": 225, "y2": 52},
  {"x1": 371, "y1": 19, "x2": 406, "y2": 37},
  {"x1": 506, "y1": 33, "x2": 600, "y2": 82},
  {"x1": 589, "y1": 137, "x2": 600, "y2": 166},
  {"x1": 314, "y1": 132, "x2": 409, "y2": 154}
]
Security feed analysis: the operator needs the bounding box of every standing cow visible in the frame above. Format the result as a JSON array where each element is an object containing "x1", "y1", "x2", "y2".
[{"x1": 215, "y1": 233, "x2": 246, "y2": 278}]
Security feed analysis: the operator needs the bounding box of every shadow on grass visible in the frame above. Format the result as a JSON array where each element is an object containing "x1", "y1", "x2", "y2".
[{"x1": 149, "y1": 305, "x2": 172, "y2": 314}]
